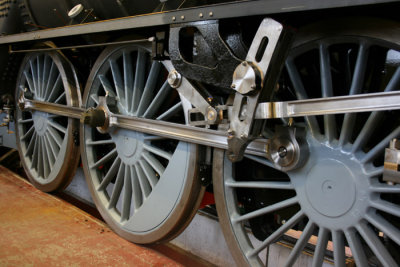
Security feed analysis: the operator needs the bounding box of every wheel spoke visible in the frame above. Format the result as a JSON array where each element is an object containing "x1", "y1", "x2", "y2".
[
  {"x1": 44, "y1": 61, "x2": 57, "y2": 99},
  {"x1": 121, "y1": 166, "x2": 132, "y2": 222},
  {"x1": 370, "y1": 182, "x2": 400, "y2": 193},
  {"x1": 143, "y1": 81, "x2": 172, "y2": 118},
  {"x1": 138, "y1": 159, "x2": 158, "y2": 188},
  {"x1": 244, "y1": 154, "x2": 276, "y2": 169},
  {"x1": 24, "y1": 132, "x2": 37, "y2": 157},
  {"x1": 249, "y1": 211, "x2": 305, "y2": 257},
  {"x1": 352, "y1": 66, "x2": 400, "y2": 153},
  {"x1": 43, "y1": 133, "x2": 55, "y2": 167},
  {"x1": 225, "y1": 180, "x2": 294, "y2": 190},
  {"x1": 90, "y1": 148, "x2": 117, "y2": 169},
  {"x1": 21, "y1": 125, "x2": 34, "y2": 140},
  {"x1": 86, "y1": 139, "x2": 114, "y2": 146},
  {"x1": 142, "y1": 152, "x2": 165, "y2": 177},
  {"x1": 54, "y1": 91, "x2": 66, "y2": 104},
  {"x1": 36, "y1": 56, "x2": 42, "y2": 99},
  {"x1": 41, "y1": 55, "x2": 51, "y2": 100},
  {"x1": 331, "y1": 230, "x2": 346, "y2": 267},
  {"x1": 90, "y1": 94, "x2": 99, "y2": 105},
  {"x1": 136, "y1": 61, "x2": 161, "y2": 116},
  {"x1": 41, "y1": 136, "x2": 50, "y2": 178},
  {"x1": 356, "y1": 221, "x2": 397, "y2": 267},
  {"x1": 134, "y1": 163, "x2": 151, "y2": 198},
  {"x1": 45, "y1": 132, "x2": 58, "y2": 160},
  {"x1": 143, "y1": 143, "x2": 172, "y2": 161},
  {"x1": 285, "y1": 58, "x2": 320, "y2": 135},
  {"x1": 109, "y1": 59, "x2": 125, "y2": 108},
  {"x1": 123, "y1": 51, "x2": 133, "y2": 111},
  {"x1": 366, "y1": 212, "x2": 400, "y2": 246},
  {"x1": 319, "y1": 43, "x2": 337, "y2": 142},
  {"x1": 339, "y1": 44, "x2": 370, "y2": 146},
  {"x1": 285, "y1": 221, "x2": 315, "y2": 267},
  {"x1": 131, "y1": 49, "x2": 146, "y2": 113},
  {"x1": 371, "y1": 199, "x2": 400, "y2": 218},
  {"x1": 344, "y1": 229, "x2": 368, "y2": 267},
  {"x1": 46, "y1": 74, "x2": 62, "y2": 102},
  {"x1": 130, "y1": 165, "x2": 142, "y2": 211},
  {"x1": 47, "y1": 126, "x2": 63, "y2": 148},
  {"x1": 18, "y1": 118, "x2": 33, "y2": 124},
  {"x1": 156, "y1": 101, "x2": 182, "y2": 120},
  {"x1": 97, "y1": 157, "x2": 121, "y2": 191},
  {"x1": 233, "y1": 196, "x2": 298, "y2": 223},
  {"x1": 49, "y1": 120, "x2": 67, "y2": 134},
  {"x1": 29, "y1": 59, "x2": 38, "y2": 96},
  {"x1": 98, "y1": 74, "x2": 116, "y2": 95},
  {"x1": 361, "y1": 126, "x2": 400, "y2": 163},
  {"x1": 312, "y1": 227, "x2": 329, "y2": 267},
  {"x1": 23, "y1": 71, "x2": 36, "y2": 94},
  {"x1": 108, "y1": 163, "x2": 125, "y2": 209},
  {"x1": 36, "y1": 136, "x2": 43, "y2": 177},
  {"x1": 30, "y1": 133, "x2": 39, "y2": 169}
]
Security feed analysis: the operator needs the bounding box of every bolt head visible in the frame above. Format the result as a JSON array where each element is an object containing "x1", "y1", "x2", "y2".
[{"x1": 278, "y1": 146, "x2": 287, "y2": 158}]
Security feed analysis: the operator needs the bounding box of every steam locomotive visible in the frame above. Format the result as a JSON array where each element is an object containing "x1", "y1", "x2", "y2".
[{"x1": 0, "y1": 0, "x2": 399, "y2": 266}]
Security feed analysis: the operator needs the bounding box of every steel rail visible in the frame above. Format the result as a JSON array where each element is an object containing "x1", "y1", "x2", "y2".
[{"x1": 0, "y1": 0, "x2": 396, "y2": 45}]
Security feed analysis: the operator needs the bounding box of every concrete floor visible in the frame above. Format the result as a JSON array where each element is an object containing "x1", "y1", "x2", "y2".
[{"x1": 0, "y1": 166, "x2": 203, "y2": 266}]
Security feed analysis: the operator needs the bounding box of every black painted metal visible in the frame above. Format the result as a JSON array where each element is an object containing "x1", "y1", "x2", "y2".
[
  {"x1": 169, "y1": 20, "x2": 243, "y2": 89},
  {"x1": 0, "y1": 0, "x2": 397, "y2": 44}
]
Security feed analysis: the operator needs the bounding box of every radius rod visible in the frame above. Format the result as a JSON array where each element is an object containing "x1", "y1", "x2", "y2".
[{"x1": 19, "y1": 90, "x2": 400, "y2": 157}]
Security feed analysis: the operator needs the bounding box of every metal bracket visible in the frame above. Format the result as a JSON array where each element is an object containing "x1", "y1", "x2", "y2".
[
  {"x1": 383, "y1": 139, "x2": 400, "y2": 184},
  {"x1": 169, "y1": 20, "x2": 243, "y2": 89},
  {"x1": 227, "y1": 18, "x2": 294, "y2": 162}
]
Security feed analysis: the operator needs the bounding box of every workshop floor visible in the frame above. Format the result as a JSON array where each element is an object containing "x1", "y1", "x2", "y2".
[{"x1": 0, "y1": 166, "x2": 206, "y2": 266}]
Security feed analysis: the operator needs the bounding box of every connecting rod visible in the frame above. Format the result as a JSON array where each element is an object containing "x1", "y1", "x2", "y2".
[{"x1": 18, "y1": 90, "x2": 400, "y2": 158}]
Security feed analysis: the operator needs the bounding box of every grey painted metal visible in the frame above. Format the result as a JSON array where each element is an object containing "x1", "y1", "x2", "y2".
[
  {"x1": 214, "y1": 18, "x2": 400, "y2": 266},
  {"x1": 80, "y1": 43, "x2": 204, "y2": 244},
  {"x1": 15, "y1": 50, "x2": 81, "y2": 192},
  {"x1": 255, "y1": 90, "x2": 400, "y2": 119},
  {"x1": 0, "y1": 0, "x2": 397, "y2": 45}
]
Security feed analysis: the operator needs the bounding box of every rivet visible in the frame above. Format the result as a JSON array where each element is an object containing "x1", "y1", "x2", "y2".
[
  {"x1": 172, "y1": 16, "x2": 176, "y2": 21},
  {"x1": 181, "y1": 15, "x2": 185, "y2": 20},
  {"x1": 209, "y1": 11, "x2": 213, "y2": 17},
  {"x1": 231, "y1": 84, "x2": 236, "y2": 89},
  {"x1": 199, "y1": 13, "x2": 203, "y2": 18}
]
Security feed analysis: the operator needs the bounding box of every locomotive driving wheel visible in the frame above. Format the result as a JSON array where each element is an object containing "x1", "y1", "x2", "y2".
[
  {"x1": 80, "y1": 43, "x2": 204, "y2": 244},
  {"x1": 15, "y1": 50, "x2": 81, "y2": 192},
  {"x1": 214, "y1": 18, "x2": 400, "y2": 266}
]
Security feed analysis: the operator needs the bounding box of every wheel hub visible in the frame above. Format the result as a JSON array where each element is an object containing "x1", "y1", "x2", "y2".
[
  {"x1": 32, "y1": 111, "x2": 49, "y2": 136},
  {"x1": 305, "y1": 159, "x2": 356, "y2": 217},
  {"x1": 290, "y1": 136, "x2": 370, "y2": 229},
  {"x1": 112, "y1": 129, "x2": 143, "y2": 165}
]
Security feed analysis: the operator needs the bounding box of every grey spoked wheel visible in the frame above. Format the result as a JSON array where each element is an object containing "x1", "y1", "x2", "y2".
[
  {"x1": 214, "y1": 19, "x2": 400, "y2": 266},
  {"x1": 15, "y1": 51, "x2": 81, "y2": 192},
  {"x1": 81, "y1": 44, "x2": 204, "y2": 244}
]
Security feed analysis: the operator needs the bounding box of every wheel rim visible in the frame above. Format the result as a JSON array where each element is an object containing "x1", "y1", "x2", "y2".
[
  {"x1": 214, "y1": 19, "x2": 400, "y2": 266},
  {"x1": 81, "y1": 44, "x2": 203, "y2": 244},
  {"x1": 15, "y1": 51, "x2": 81, "y2": 192}
]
